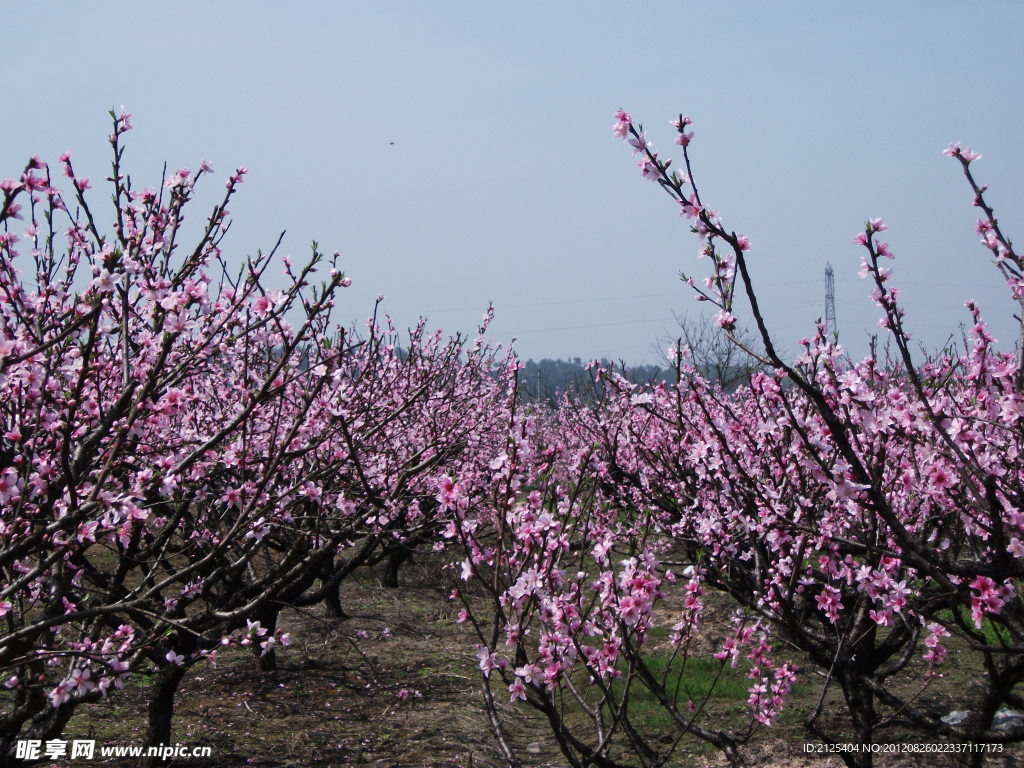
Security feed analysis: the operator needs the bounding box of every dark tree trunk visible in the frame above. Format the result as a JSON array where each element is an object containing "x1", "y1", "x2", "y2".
[
  {"x1": 381, "y1": 545, "x2": 413, "y2": 588},
  {"x1": 323, "y1": 588, "x2": 347, "y2": 618},
  {"x1": 141, "y1": 636, "x2": 196, "y2": 768},
  {"x1": 253, "y1": 606, "x2": 280, "y2": 672},
  {"x1": 14, "y1": 700, "x2": 76, "y2": 757},
  {"x1": 837, "y1": 669, "x2": 875, "y2": 768},
  {"x1": 141, "y1": 664, "x2": 188, "y2": 768},
  {"x1": 320, "y1": 558, "x2": 347, "y2": 618}
]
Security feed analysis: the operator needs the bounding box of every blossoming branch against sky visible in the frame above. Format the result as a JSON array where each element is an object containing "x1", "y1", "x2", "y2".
[{"x1": 5, "y1": 0, "x2": 1022, "y2": 365}]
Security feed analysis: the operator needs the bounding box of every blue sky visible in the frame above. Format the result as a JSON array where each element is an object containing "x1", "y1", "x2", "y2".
[{"x1": 4, "y1": 2, "x2": 1023, "y2": 365}]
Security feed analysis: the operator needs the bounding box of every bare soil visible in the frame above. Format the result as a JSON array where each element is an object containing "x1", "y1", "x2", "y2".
[{"x1": 39, "y1": 558, "x2": 1024, "y2": 767}]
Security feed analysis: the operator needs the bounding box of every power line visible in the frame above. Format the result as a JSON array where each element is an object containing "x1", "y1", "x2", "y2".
[{"x1": 379, "y1": 281, "x2": 822, "y2": 317}]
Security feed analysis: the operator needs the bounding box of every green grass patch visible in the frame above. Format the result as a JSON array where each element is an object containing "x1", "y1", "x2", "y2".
[
  {"x1": 937, "y1": 606, "x2": 1012, "y2": 647},
  {"x1": 598, "y1": 651, "x2": 753, "y2": 742}
]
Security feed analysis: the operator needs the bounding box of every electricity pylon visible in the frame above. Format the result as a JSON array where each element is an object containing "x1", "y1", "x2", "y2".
[{"x1": 824, "y1": 261, "x2": 837, "y2": 337}]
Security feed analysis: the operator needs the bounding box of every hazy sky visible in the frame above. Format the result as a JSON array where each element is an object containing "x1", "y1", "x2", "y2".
[{"x1": 4, "y1": 2, "x2": 1023, "y2": 365}]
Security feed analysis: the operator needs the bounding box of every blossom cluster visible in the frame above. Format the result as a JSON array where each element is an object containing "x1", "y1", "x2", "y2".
[
  {"x1": 0, "y1": 113, "x2": 515, "y2": 752},
  {"x1": 444, "y1": 113, "x2": 1024, "y2": 767},
  {"x1": 3, "y1": 107, "x2": 1023, "y2": 768}
]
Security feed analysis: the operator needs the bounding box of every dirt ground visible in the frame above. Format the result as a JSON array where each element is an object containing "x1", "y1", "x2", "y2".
[{"x1": 36, "y1": 559, "x2": 1024, "y2": 767}]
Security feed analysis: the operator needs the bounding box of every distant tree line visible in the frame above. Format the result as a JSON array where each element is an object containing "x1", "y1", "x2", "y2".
[
  {"x1": 519, "y1": 315, "x2": 768, "y2": 404},
  {"x1": 517, "y1": 357, "x2": 671, "y2": 404}
]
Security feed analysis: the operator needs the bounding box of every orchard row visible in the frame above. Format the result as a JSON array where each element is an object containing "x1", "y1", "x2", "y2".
[{"x1": 0, "y1": 109, "x2": 1020, "y2": 768}]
